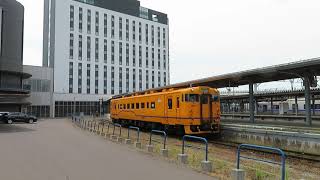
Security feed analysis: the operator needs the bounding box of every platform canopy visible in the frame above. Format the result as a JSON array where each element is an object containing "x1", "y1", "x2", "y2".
[{"x1": 152, "y1": 57, "x2": 320, "y2": 90}]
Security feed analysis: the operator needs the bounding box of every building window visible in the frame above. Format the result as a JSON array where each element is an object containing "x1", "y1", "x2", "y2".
[
  {"x1": 157, "y1": 27, "x2": 160, "y2": 47},
  {"x1": 78, "y1": 35, "x2": 83, "y2": 60},
  {"x1": 95, "y1": 65, "x2": 99, "y2": 94},
  {"x1": 69, "y1": 62, "x2": 73, "y2": 93},
  {"x1": 158, "y1": 71, "x2": 161, "y2": 87},
  {"x1": 104, "y1": 66, "x2": 107, "y2": 94},
  {"x1": 126, "y1": 68, "x2": 129, "y2": 93},
  {"x1": 79, "y1": 8, "x2": 83, "y2": 33},
  {"x1": 95, "y1": 38, "x2": 99, "y2": 62},
  {"x1": 151, "y1": 48, "x2": 155, "y2": 69},
  {"x1": 164, "y1": 72, "x2": 167, "y2": 86},
  {"x1": 69, "y1": 33, "x2": 74, "y2": 59},
  {"x1": 87, "y1": 64, "x2": 90, "y2": 94},
  {"x1": 163, "y1": 50, "x2": 167, "y2": 70},
  {"x1": 119, "y1": 17, "x2": 122, "y2": 40},
  {"x1": 152, "y1": 71, "x2": 155, "y2": 88},
  {"x1": 119, "y1": 42, "x2": 122, "y2": 65},
  {"x1": 126, "y1": 43, "x2": 129, "y2": 66},
  {"x1": 157, "y1": 49, "x2": 160, "y2": 70},
  {"x1": 146, "y1": 47, "x2": 149, "y2": 68},
  {"x1": 95, "y1": 12, "x2": 99, "y2": 35},
  {"x1": 139, "y1": 22, "x2": 142, "y2": 44},
  {"x1": 163, "y1": 28, "x2": 166, "y2": 47},
  {"x1": 139, "y1": 46, "x2": 142, "y2": 67},
  {"x1": 111, "y1": 41, "x2": 115, "y2": 64},
  {"x1": 111, "y1": 16, "x2": 115, "y2": 38},
  {"x1": 104, "y1": 39, "x2": 107, "y2": 63},
  {"x1": 132, "y1": 45, "x2": 136, "y2": 67},
  {"x1": 145, "y1": 24, "x2": 148, "y2": 45},
  {"x1": 70, "y1": 6, "x2": 74, "y2": 31},
  {"x1": 87, "y1": 36, "x2": 91, "y2": 61},
  {"x1": 146, "y1": 70, "x2": 149, "y2": 89},
  {"x1": 78, "y1": 63, "x2": 82, "y2": 94},
  {"x1": 139, "y1": 69, "x2": 142, "y2": 91},
  {"x1": 151, "y1": 25, "x2": 154, "y2": 46},
  {"x1": 104, "y1": 14, "x2": 107, "y2": 37},
  {"x1": 87, "y1": 10, "x2": 91, "y2": 34},
  {"x1": 132, "y1": 20, "x2": 136, "y2": 42},
  {"x1": 119, "y1": 67, "x2": 123, "y2": 94},
  {"x1": 126, "y1": 19, "x2": 129, "y2": 41},
  {"x1": 111, "y1": 66, "x2": 115, "y2": 94},
  {"x1": 132, "y1": 69, "x2": 136, "y2": 92}
]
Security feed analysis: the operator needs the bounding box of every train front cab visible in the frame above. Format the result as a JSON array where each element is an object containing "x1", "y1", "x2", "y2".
[{"x1": 179, "y1": 87, "x2": 221, "y2": 135}]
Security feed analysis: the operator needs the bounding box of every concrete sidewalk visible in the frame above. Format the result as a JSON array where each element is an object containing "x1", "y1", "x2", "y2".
[{"x1": 0, "y1": 119, "x2": 214, "y2": 180}]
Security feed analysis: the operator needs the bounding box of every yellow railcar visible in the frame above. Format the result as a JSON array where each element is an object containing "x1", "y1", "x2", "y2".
[{"x1": 110, "y1": 86, "x2": 221, "y2": 135}]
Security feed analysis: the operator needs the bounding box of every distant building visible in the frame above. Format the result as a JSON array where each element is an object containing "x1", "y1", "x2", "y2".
[
  {"x1": 0, "y1": 0, "x2": 31, "y2": 112},
  {"x1": 34, "y1": 0, "x2": 170, "y2": 117}
]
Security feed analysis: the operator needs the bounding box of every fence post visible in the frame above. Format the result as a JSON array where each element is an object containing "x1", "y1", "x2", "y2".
[
  {"x1": 147, "y1": 130, "x2": 168, "y2": 157},
  {"x1": 178, "y1": 135, "x2": 212, "y2": 172},
  {"x1": 232, "y1": 144, "x2": 286, "y2": 180},
  {"x1": 126, "y1": 126, "x2": 140, "y2": 145},
  {"x1": 110, "y1": 123, "x2": 122, "y2": 143}
]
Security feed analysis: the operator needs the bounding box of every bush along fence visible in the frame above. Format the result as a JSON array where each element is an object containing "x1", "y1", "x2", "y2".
[{"x1": 72, "y1": 117, "x2": 287, "y2": 178}]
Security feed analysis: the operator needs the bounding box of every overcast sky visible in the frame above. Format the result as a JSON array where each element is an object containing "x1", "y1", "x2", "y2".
[{"x1": 18, "y1": 0, "x2": 320, "y2": 88}]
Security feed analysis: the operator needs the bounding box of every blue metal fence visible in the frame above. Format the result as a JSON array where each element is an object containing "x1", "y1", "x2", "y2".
[
  {"x1": 182, "y1": 135, "x2": 209, "y2": 161},
  {"x1": 236, "y1": 144, "x2": 286, "y2": 180},
  {"x1": 112, "y1": 123, "x2": 122, "y2": 136},
  {"x1": 149, "y1": 130, "x2": 167, "y2": 149},
  {"x1": 127, "y1": 126, "x2": 140, "y2": 142}
]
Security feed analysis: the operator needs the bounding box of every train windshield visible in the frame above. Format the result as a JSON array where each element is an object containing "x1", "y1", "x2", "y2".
[{"x1": 185, "y1": 94, "x2": 199, "y2": 102}]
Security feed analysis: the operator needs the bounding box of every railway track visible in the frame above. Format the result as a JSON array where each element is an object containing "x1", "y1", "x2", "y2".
[{"x1": 208, "y1": 140, "x2": 320, "y2": 163}]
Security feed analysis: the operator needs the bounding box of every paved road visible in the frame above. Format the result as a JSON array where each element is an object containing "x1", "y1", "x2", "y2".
[{"x1": 0, "y1": 119, "x2": 214, "y2": 180}]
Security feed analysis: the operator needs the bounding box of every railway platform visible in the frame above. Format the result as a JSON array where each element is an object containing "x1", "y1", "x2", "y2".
[{"x1": 221, "y1": 120, "x2": 320, "y2": 156}]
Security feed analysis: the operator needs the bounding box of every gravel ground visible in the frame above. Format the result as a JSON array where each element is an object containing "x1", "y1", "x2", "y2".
[{"x1": 0, "y1": 119, "x2": 215, "y2": 180}]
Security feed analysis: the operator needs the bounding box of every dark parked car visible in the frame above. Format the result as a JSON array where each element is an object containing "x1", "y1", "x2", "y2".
[
  {"x1": 0, "y1": 112, "x2": 9, "y2": 122},
  {"x1": 4, "y1": 112, "x2": 37, "y2": 124}
]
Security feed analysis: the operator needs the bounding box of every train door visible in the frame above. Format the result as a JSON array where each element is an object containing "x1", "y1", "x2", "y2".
[
  {"x1": 176, "y1": 96, "x2": 180, "y2": 122},
  {"x1": 200, "y1": 94, "x2": 211, "y2": 122},
  {"x1": 166, "y1": 95, "x2": 175, "y2": 124}
]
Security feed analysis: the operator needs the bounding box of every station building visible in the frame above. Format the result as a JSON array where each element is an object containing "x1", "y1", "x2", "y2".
[
  {"x1": 0, "y1": 0, "x2": 31, "y2": 112},
  {"x1": 24, "y1": 0, "x2": 170, "y2": 117}
]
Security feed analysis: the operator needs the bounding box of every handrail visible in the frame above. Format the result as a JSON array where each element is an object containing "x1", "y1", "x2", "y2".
[
  {"x1": 182, "y1": 135, "x2": 208, "y2": 161},
  {"x1": 149, "y1": 130, "x2": 167, "y2": 149},
  {"x1": 236, "y1": 144, "x2": 286, "y2": 180},
  {"x1": 127, "y1": 126, "x2": 140, "y2": 142}
]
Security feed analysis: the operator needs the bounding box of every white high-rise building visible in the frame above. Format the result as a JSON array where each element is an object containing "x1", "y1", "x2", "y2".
[{"x1": 42, "y1": 0, "x2": 169, "y2": 117}]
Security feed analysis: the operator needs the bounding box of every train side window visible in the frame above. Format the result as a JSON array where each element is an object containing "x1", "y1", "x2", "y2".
[
  {"x1": 131, "y1": 103, "x2": 134, "y2": 109},
  {"x1": 185, "y1": 94, "x2": 199, "y2": 102},
  {"x1": 123, "y1": 104, "x2": 126, "y2": 109},
  {"x1": 151, "y1": 102, "x2": 156, "y2": 109},
  {"x1": 136, "y1": 103, "x2": 140, "y2": 109},
  {"x1": 127, "y1": 104, "x2": 130, "y2": 109},
  {"x1": 177, "y1": 97, "x2": 180, "y2": 108},
  {"x1": 141, "y1": 103, "x2": 145, "y2": 108},
  {"x1": 147, "y1": 102, "x2": 150, "y2": 108},
  {"x1": 168, "y1": 99, "x2": 172, "y2": 109}
]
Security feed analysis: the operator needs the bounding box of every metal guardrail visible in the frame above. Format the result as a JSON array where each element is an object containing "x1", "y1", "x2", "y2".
[
  {"x1": 112, "y1": 123, "x2": 122, "y2": 136},
  {"x1": 149, "y1": 130, "x2": 167, "y2": 149},
  {"x1": 127, "y1": 126, "x2": 140, "y2": 142},
  {"x1": 182, "y1": 135, "x2": 209, "y2": 161},
  {"x1": 236, "y1": 144, "x2": 286, "y2": 180}
]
